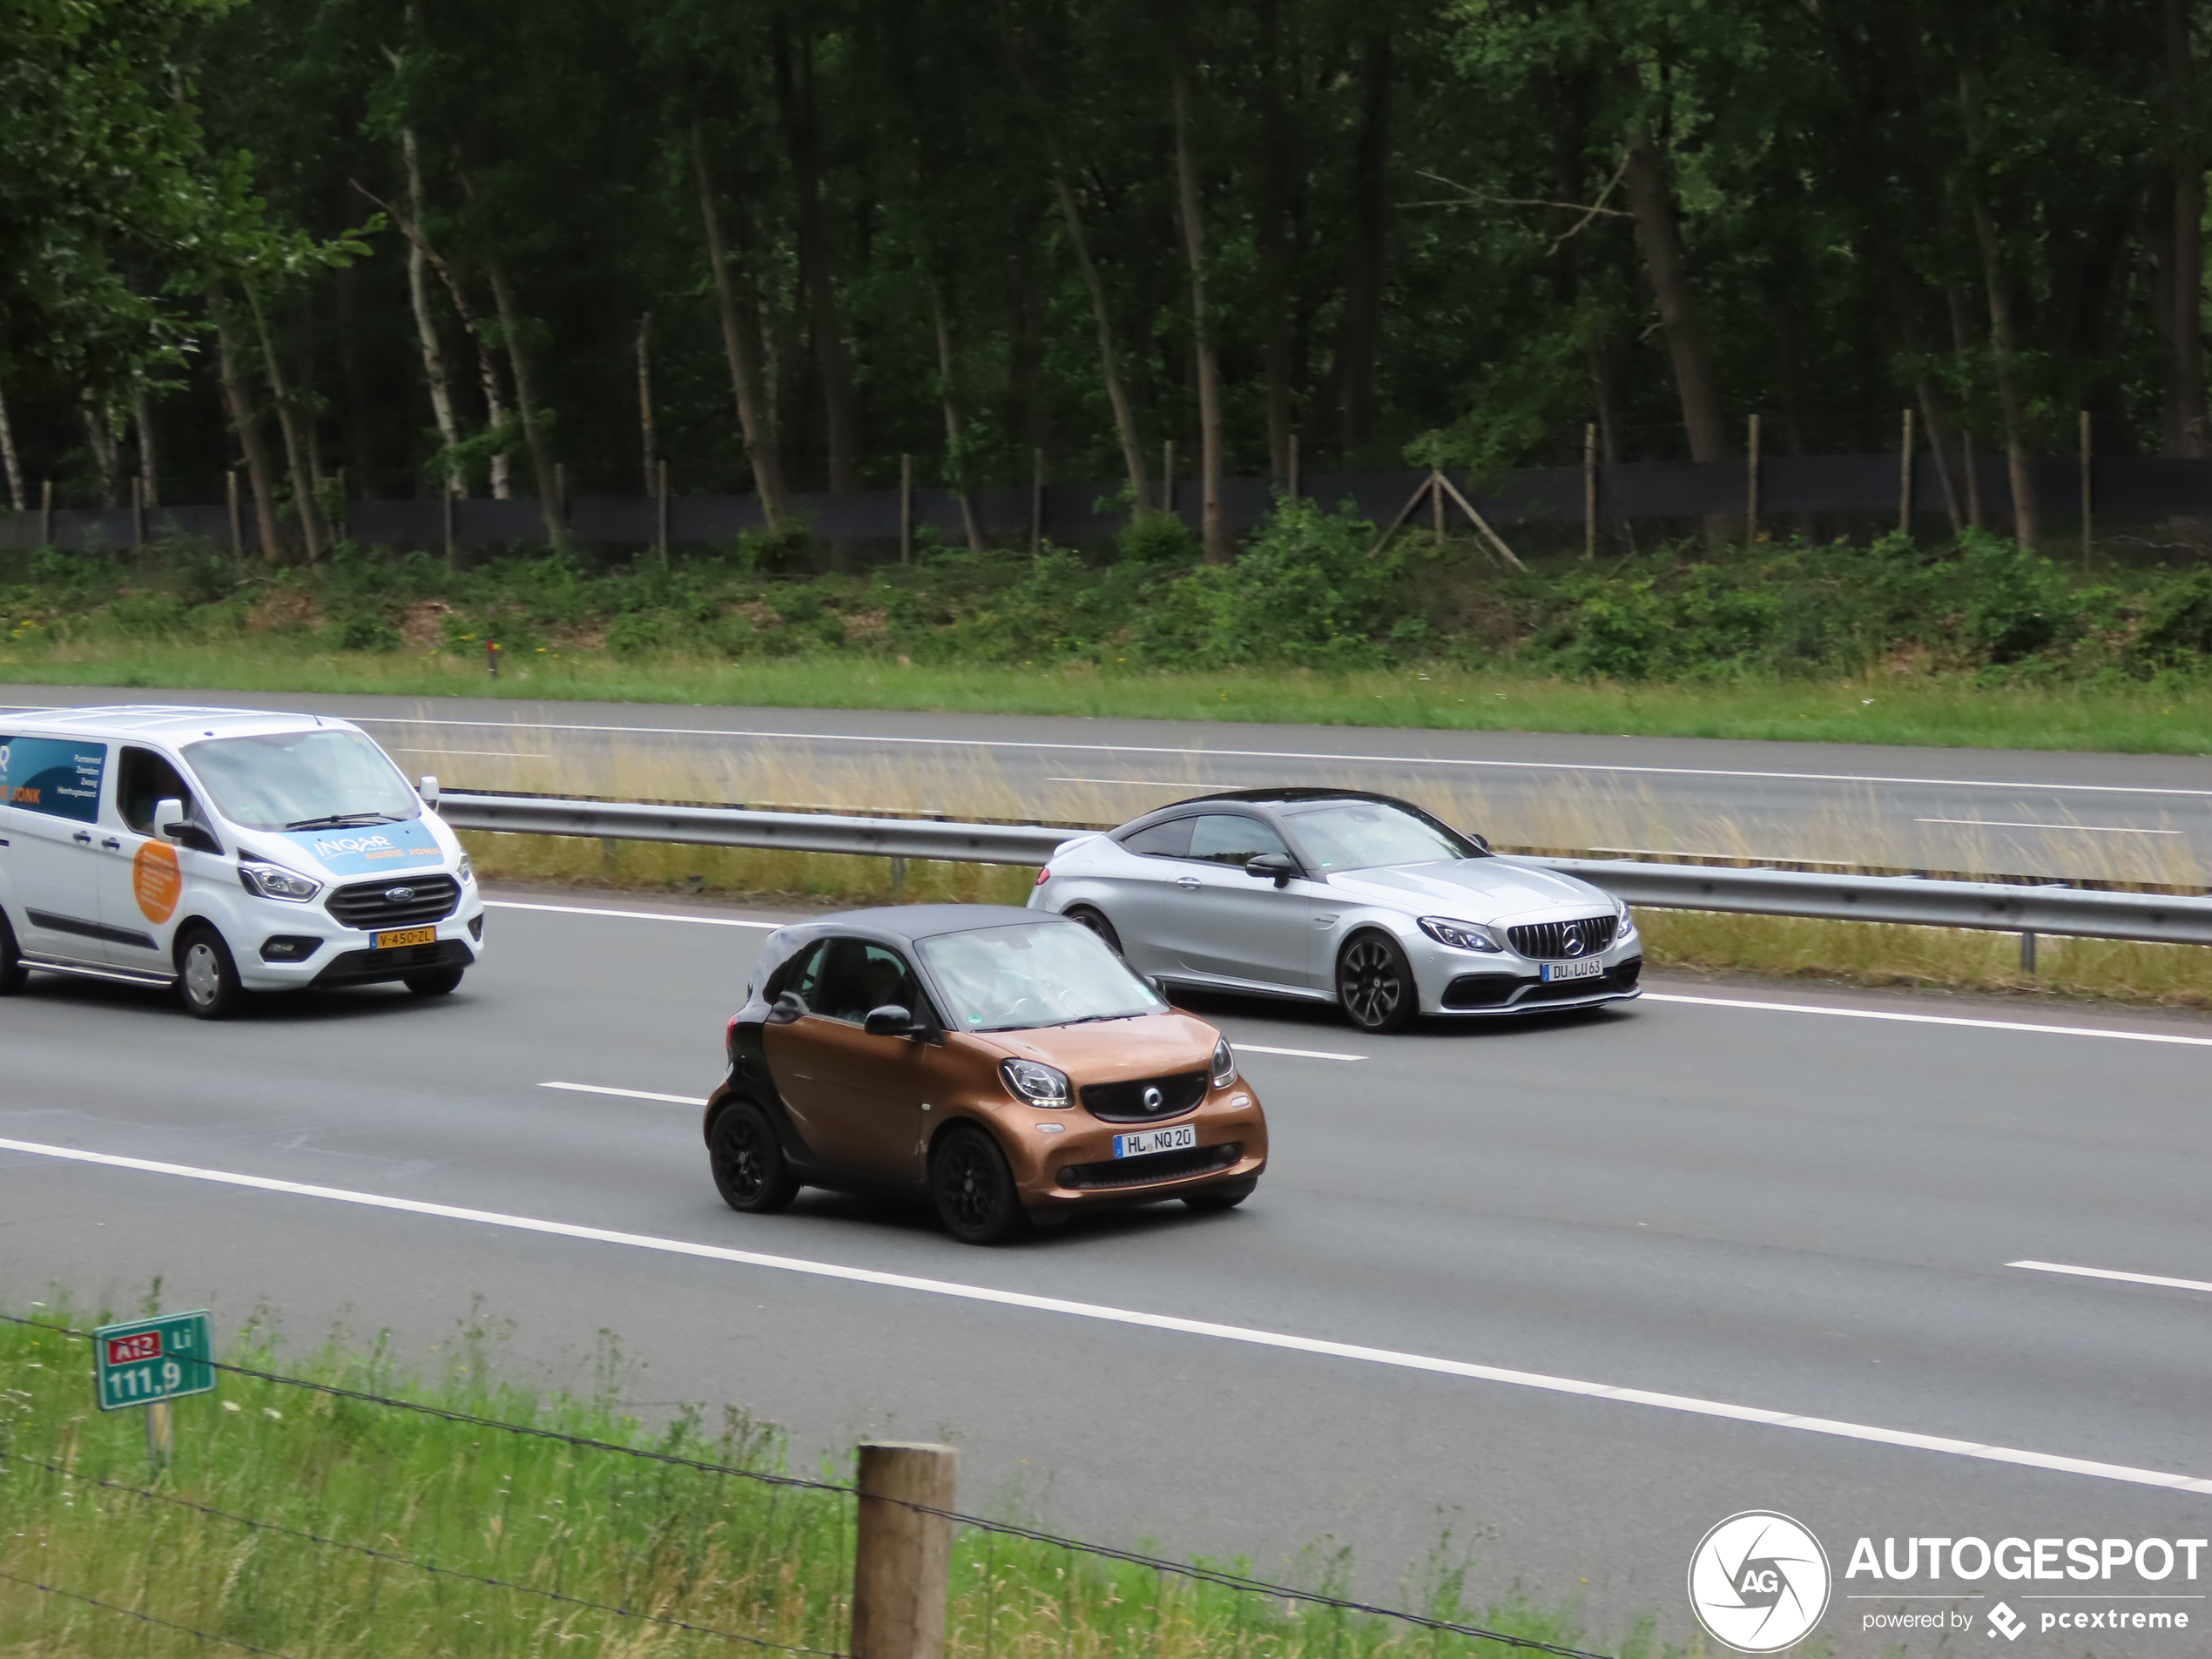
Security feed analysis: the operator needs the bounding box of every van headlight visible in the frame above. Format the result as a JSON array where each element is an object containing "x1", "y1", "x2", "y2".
[
  {"x1": 458, "y1": 854, "x2": 475, "y2": 885},
  {"x1": 238, "y1": 861, "x2": 322, "y2": 903},
  {"x1": 1001, "y1": 1058, "x2": 1072, "y2": 1108},
  {"x1": 1211, "y1": 1039, "x2": 1238, "y2": 1089},
  {"x1": 1417, "y1": 916, "x2": 1501, "y2": 953}
]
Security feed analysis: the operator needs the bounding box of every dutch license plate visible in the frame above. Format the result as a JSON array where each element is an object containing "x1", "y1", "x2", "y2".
[
  {"x1": 1112, "y1": 1123, "x2": 1197, "y2": 1159},
  {"x1": 374, "y1": 926, "x2": 439, "y2": 950},
  {"x1": 1542, "y1": 957, "x2": 1606, "y2": 982}
]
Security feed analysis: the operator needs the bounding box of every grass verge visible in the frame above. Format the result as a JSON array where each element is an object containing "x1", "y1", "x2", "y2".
[
  {"x1": 0, "y1": 1301, "x2": 1630, "y2": 1659},
  {"x1": 6, "y1": 639, "x2": 2212, "y2": 754}
]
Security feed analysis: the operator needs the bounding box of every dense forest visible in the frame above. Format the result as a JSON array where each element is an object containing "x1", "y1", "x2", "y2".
[{"x1": 6, "y1": 0, "x2": 2212, "y2": 561}]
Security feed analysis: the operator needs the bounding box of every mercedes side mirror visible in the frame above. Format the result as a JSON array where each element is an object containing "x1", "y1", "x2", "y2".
[
  {"x1": 767, "y1": 990, "x2": 806, "y2": 1025},
  {"x1": 863, "y1": 1003, "x2": 925, "y2": 1038},
  {"x1": 153, "y1": 798, "x2": 187, "y2": 844},
  {"x1": 417, "y1": 773, "x2": 441, "y2": 808},
  {"x1": 1244, "y1": 852, "x2": 1298, "y2": 888}
]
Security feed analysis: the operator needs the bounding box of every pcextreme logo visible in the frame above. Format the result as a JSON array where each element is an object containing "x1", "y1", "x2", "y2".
[{"x1": 1687, "y1": 1511, "x2": 1831, "y2": 1653}]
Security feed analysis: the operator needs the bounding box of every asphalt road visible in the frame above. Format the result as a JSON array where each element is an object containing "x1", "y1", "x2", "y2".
[
  {"x1": 4, "y1": 887, "x2": 2209, "y2": 1656},
  {"x1": 4, "y1": 684, "x2": 2212, "y2": 880}
]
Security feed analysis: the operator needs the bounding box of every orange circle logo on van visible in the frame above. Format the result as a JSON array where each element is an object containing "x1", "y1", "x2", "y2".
[{"x1": 133, "y1": 841, "x2": 183, "y2": 924}]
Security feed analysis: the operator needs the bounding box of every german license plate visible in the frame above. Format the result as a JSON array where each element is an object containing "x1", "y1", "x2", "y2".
[
  {"x1": 374, "y1": 926, "x2": 438, "y2": 950},
  {"x1": 1542, "y1": 957, "x2": 1606, "y2": 982},
  {"x1": 1112, "y1": 1123, "x2": 1197, "y2": 1158}
]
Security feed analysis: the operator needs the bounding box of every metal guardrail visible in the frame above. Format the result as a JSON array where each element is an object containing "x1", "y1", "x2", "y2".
[{"x1": 439, "y1": 791, "x2": 2212, "y2": 948}]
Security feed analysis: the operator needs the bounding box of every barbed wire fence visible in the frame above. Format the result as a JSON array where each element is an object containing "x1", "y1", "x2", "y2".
[{"x1": 0, "y1": 1309, "x2": 1615, "y2": 1659}]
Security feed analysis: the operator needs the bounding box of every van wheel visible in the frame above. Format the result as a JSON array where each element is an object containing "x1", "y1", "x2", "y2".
[
  {"x1": 404, "y1": 968, "x2": 465, "y2": 997},
  {"x1": 932, "y1": 1125, "x2": 1030, "y2": 1245},
  {"x1": 708, "y1": 1101, "x2": 799, "y2": 1213},
  {"x1": 177, "y1": 927, "x2": 246, "y2": 1021},
  {"x1": 0, "y1": 911, "x2": 28, "y2": 995}
]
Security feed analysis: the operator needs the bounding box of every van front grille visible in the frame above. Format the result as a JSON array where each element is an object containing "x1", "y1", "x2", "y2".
[{"x1": 326, "y1": 874, "x2": 461, "y2": 930}]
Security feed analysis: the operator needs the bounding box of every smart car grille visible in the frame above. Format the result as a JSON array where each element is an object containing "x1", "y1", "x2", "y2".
[
  {"x1": 1058, "y1": 1143, "x2": 1242, "y2": 1190},
  {"x1": 1505, "y1": 914, "x2": 1617, "y2": 961},
  {"x1": 326, "y1": 874, "x2": 460, "y2": 930},
  {"x1": 1081, "y1": 1069, "x2": 1208, "y2": 1123}
]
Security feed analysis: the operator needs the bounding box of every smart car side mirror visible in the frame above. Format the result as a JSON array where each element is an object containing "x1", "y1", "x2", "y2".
[
  {"x1": 1244, "y1": 853, "x2": 1298, "y2": 887},
  {"x1": 767, "y1": 990, "x2": 806, "y2": 1024},
  {"x1": 863, "y1": 1003, "x2": 926, "y2": 1038},
  {"x1": 1467, "y1": 832, "x2": 1492, "y2": 853},
  {"x1": 418, "y1": 773, "x2": 441, "y2": 808}
]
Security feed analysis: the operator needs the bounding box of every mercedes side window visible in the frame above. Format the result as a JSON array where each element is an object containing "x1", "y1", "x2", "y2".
[
  {"x1": 811, "y1": 939, "x2": 926, "y2": 1024},
  {"x1": 0, "y1": 736, "x2": 106, "y2": 822},
  {"x1": 1187, "y1": 814, "x2": 1291, "y2": 867},
  {"x1": 1120, "y1": 817, "x2": 1195, "y2": 859}
]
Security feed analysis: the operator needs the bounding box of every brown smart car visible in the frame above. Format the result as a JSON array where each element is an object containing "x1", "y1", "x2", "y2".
[{"x1": 703, "y1": 905, "x2": 1268, "y2": 1243}]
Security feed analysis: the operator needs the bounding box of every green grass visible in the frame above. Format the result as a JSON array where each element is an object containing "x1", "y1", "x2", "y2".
[
  {"x1": 0, "y1": 1301, "x2": 1641, "y2": 1659},
  {"x1": 5, "y1": 637, "x2": 2212, "y2": 754}
]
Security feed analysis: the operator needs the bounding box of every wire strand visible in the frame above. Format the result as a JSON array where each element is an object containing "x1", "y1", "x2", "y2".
[{"x1": 0, "y1": 1567, "x2": 307, "y2": 1658}]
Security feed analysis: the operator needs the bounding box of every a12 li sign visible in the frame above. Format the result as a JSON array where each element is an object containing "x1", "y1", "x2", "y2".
[{"x1": 94, "y1": 1312, "x2": 215, "y2": 1411}]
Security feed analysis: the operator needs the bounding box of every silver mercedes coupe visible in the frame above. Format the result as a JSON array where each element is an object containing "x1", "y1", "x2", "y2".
[{"x1": 1027, "y1": 789, "x2": 1641, "y2": 1033}]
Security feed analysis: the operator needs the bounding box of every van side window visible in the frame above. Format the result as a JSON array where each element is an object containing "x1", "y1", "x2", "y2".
[
  {"x1": 1120, "y1": 817, "x2": 1195, "y2": 859},
  {"x1": 118, "y1": 747, "x2": 199, "y2": 835},
  {"x1": 0, "y1": 737, "x2": 106, "y2": 822}
]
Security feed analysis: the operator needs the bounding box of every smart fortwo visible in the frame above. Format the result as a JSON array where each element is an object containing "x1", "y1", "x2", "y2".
[{"x1": 0, "y1": 705, "x2": 484, "y2": 1017}]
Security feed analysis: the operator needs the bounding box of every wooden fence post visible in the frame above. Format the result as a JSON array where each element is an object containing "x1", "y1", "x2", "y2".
[
  {"x1": 2079, "y1": 409, "x2": 2092, "y2": 565},
  {"x1": 443, "y1": 484, "x2": 457, "y2": 570},
  {"x1": 656, "y1": 458, "x2": 671, "y2": 558},
  {"x1": 1162, "y1": 440, "x2": 1175, "y2": 518},
  {"x1": 1745, "y1": 413, "x2": 1761, "y2": 543},
  {"x1": 899, "y1": 453, "x2": 913, "y2": 563},
  {"x1": 132, "y1": 474, "x2": 145, "y2": 550},
  {"x1": 852, "y1": 1441, "x2": 958, "y2": 1659},
  {"x1": 40, "y1": 477, "x2": 54, "y2": 548},
  {"x1": 1286, "y1": 433, "x2": 1300, "y2": 502},
  {"x1": 225, "y1": 471, "x2": 241, "y2": 556},
  {"x1": 1030, "y1": 447, "x2": 1044, "y2": 556},
  {"x1": 1898, "y1": 408, "x2": 1915, "y2": 538},
  {"x1": 1583, "y1": 423, "x2": 1597, "y2": 560}
]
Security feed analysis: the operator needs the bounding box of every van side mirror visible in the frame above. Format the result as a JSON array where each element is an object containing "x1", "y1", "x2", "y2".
[
  {"x1": 1244, "y1": 852, "x2": 1298, "y2": 888},
  {"x1": 417, "y1": 774, "x2": 441, "y2": 808},
  {"x1": 153, "y1": 798, "x2": 186, "y2": 843},
  {"x1": 863, "y1": 1003, "x2": 925, "y2": 1038},
  {"x1": 766, "y1": 990, "x2": 806, "y2": 1025}
]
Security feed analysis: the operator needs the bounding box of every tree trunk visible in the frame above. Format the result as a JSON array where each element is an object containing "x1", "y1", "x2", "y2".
[
  {"x1": 1049, "y1": 169, "x2": 1149, "y2": 508},
  {"x1": 1332, "y1": 27, "x2": 1391, "y2": 461},
  {"x1": 690, "y1": 125, "x2": 789, "y2": 521},
  {"x1": 82, "y1": 397, "x2": 118, "y2": 508},
  {"x1": 0, "y1": 381, "x2": 25, "y2": 512},
  {"x1": 2164, "y1": 0, "x2": 2207, "y2": 456},
  {"x1": 1620, "y1": 115, "x2": 1728, "y2": 462},
  {"x1": 1256, "y1": 0, "x2": 1295, "y2": 484},
  {"x1": 398, "y1": 126, "x2": 462, "y2": 498},
  {"x1": 432, "y1": 258, "x2": 513, "y2": 500},
  {"x1": 132, "y1": 391, "x2": 159, "y2": 506},
  {"x1": 245, "y1": 285, "x2": 325, "y2": 559},
  {"x1": 773, "y1": 17, "x2": 861, "y2": 495},
  {"x1": 1959, "y1": 66, "x2": 2037, "y2": 547},
  {"x1": 1172, "y1": 68, "x2": 1227, "y2": 564},
  {"x1": 208, "y1": 287, "x2": 286, "y2": 558},
  {"x1": 929, "y1": 286, "x2": 988, "y2": 554},
  {"x1": 480, "y1": 246, "x2": 563, "y2": 544}
]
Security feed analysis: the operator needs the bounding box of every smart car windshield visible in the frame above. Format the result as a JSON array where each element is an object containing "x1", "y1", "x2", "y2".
[
  {"x1": 919, "y1": 921, "x2": 1166, "y2": 1033},
  {"x1": 1285, "y1": 801, "x2": 1474, "y2": 872},
  {"x1": 185, "y1": 729, "x2": 421, "y2": 833}
]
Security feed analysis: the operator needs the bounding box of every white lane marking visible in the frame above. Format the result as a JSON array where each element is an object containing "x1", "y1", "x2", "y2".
[
  {"x1": 1590, "y1": 846, "x2": 1850, "y2": 866},
  {"x1": 483, "y1": 900, "x2": 779, "y2": 929},
  {"x1": 1236, "y1": 1043, "x2": 1367, "y2": 1062},
  {"x1": 1916, "y1": 817, "x2": 2185, "y2": 835},
  {"x1": 1048, "y1": 776, "x2": 1240, "y2": 789},
  {"x1": 396, "y1": 748, "x2": 550, "y2": 759},
  {"x1": 1643, "y1": 992, "x2": 2212, "y2": 1049},
  {"x1": 542, "y1": 1082, "x2": 707, "y2": 1106},
  {"x1": 0, "y1": 1141, "x2": 2202, "y2": 1504},
  {"x1": 2010, "y1": 1260, "x2": 2212, "y2": 1296},
  {"x1": 357, "y1": 716, "x2": 2212, "y2": 801},
  {"x1": 0, "y1": 1136, "x2": 2205, "y2": 1498}
]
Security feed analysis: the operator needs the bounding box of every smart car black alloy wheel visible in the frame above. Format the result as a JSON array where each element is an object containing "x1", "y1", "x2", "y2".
[
  {"x1": 932, "y1": 1124, "x2": 1030, "y2": 1244},
  {"x1": 710, "y1": 1102, "x2": 799, "y2": 1212}
]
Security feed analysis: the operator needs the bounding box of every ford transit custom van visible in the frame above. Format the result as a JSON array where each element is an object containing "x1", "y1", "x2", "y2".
[{"x1": 0, "y1": 705, "x2": 485, "y2": 1017}]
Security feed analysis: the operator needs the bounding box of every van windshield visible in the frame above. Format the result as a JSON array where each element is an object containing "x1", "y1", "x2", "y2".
[
  {"x1": 918, "y1": 921, "x2": 1164, "y2": 1033},
  {"x1": 185, "y1": 730, "x2": 421, "y2": 833}
]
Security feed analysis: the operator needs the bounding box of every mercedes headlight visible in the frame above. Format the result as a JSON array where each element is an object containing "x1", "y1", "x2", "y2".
[
  {"x1": 1417, "y1": 916, "x2": 1501, "y2": 953},
  {"x1": 1001, "y1": 1058, "x2": 1072, "y2": 1108},
  {"x1": 238, "y1": 860, "x2": 322, "y2": 903},
  {"x1": 1211, "y1": 1038, "x2": 1237, "y2": 1089}
]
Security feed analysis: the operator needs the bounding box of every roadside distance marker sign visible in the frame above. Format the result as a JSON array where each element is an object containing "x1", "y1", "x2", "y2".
[{"x1": 94, "y1": 1311, "x2": 214, "y2": 1411}]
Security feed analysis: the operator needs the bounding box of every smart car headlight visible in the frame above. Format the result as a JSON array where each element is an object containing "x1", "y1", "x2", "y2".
[
  {"x1": 238, "y1": 860, "x2": 322, "y2": 903},
  {"x1": 1417, "y1": 916, "x2": 1501, "y2": 953},
  {"x1": 1211, "y1": 1038, "x2": 1237, "y2": 1089},
  {"x1": 1001, "y1": 1058, "x2": 1072, "y2": 1108}
]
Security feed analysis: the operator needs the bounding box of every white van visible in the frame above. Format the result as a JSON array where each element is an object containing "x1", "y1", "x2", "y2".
[{"x1": 0, "y1": 705, "x2": 485, "y2": 1017}]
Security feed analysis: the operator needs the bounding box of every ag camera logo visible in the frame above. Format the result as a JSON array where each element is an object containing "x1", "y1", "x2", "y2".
[{"x1": 1689, "y1": 1511, "x2": 1831, "y2": 1653}]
